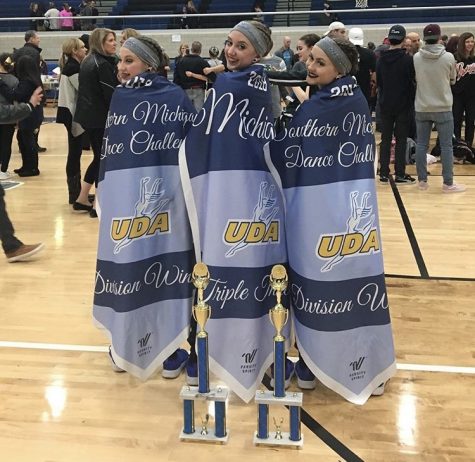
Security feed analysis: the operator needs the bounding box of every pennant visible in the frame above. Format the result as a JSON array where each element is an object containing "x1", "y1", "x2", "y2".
[
  {"x1": 93, "y1": 73, "x2": 197, "y2": 380},
  {"x1": 267, "y1": 76, "x2": 396, "y2": 404},
  {"x1": 179, "y1": 65, "x2": 289, "y2": 402}
]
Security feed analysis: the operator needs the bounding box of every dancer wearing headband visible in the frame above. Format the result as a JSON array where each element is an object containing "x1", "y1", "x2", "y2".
[
  {"x1": 93, "y1": 35, "x2": 198, "y2": 382},
  {"x1": 179, "y1": 21, "x2": 289, "y2": 402},
  {"x1": 267, "y1": 37, "x2": 396, "y2": 404}
]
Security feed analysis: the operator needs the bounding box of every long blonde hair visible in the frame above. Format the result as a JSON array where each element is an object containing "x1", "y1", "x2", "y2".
[
  {"x1": 59, "y1": 37, "x2": 84, "y2": 70},
  {"x1": 88, "y1": 28, "x2": 116, "y2": 55}
]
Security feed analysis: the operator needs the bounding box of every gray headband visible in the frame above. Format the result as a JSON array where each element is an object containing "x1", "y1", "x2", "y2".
[
  {"x1": 231, "y1": 21, "x2": 268, "y2": 57},
  {"x1": 316, "y1": 37, "x2": 352, "y2": 75},
  {"x1": 122, "y1": 37, "x2": 160, "y2": 70}
]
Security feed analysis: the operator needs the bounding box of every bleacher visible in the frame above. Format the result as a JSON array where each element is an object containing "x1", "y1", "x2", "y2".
[
  {"x1": 310, "y1": 0, "x2": 475, "y2": 26},
  {"x1": 1, "y1": 0, "x2": 475, "y2": 33}
]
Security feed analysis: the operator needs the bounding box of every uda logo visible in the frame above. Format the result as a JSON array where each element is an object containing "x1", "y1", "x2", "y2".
[
  {"x1": 316, "y1": 191, "x2": 380, "y2": 272},
  {"x1": 223, "y1": 181, "x2": 280, "y2": 257},
  {"x1": 110, "y1": 177, "x2": 170, "y2": 254}
]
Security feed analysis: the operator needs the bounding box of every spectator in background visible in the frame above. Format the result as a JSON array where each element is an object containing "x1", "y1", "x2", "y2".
[
  {"x1": 275, "y1": 36, "x2": 294, "y2": 71},
  {"x1": 29, "y1": 3, "x2": 43, "y2": 31},
  {"x1": 0, "y1": 87, "x2": 44, "y2": 262},
  {"x1": 181, "y1": 1, "x2": 198, "y2": 29},
  {"x1": 56, "y1": 37, "x2": 87, "y2": 205},
  {"x1": 414, "y1": 24, "x2": 465, "y2": 193},
  {"x1": 44, "y1": 2, "x2": 60, "y2": 31},
  {"x1": 445, "y1": 35, "x2": 459, "y2": 55},
  {"x1": 0, "y1": 54, "x2": 18, "y2": 180},
  {"x1": 322, "y1": 1, "x2": 338, "y2": 25},
  {"x1": 406, "y1": 31, "x2": 421, "y2": 56},
  {"x1": 377, "y1": 24, "x2": 416, "y2": 184},
  {"x1": 74, "y1": 28, "x2": 119, "y2": 215},
  {"x1": 349, "y1": 27, "x2": 376, "y2": 108},
  {"x1": 452, "y1": 32, "x2": 475, "y2": 149},
  {"x1": 324, "y1": 21, "x2": 346, "y2": 39},
  {"x1": 80, "y1": 0, "x2": 94, "y2": 31},
  {"x1": 0, "y1": 55, "x2": 44, "y2": 177},
  {"x1": 59, "y1": 3, "x2": 74, "y2": 31},
  {"x1": 120, "y1": 28, "x2": 139, "y2": 46}
]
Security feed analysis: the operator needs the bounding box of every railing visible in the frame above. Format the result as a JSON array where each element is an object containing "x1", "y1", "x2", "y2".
[{"x1": 1, "y1": 6, "x2": 475, "y2": 32}]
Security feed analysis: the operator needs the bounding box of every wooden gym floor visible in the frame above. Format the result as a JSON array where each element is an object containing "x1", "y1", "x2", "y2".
[{"x1": 0, "y1": 112, "x2": 474, "y2": 461}]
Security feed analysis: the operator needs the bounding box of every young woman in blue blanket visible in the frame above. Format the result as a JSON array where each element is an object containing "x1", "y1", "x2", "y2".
[
  {"x1": 93, "y1": 35, "x2": 198, "y2": 381},
  {"x1": 178, "y1": 21, "x2": 291, "y2": 403},
  {"x1": 267, "y1": 37, "x2": 396, "y2": 403}
]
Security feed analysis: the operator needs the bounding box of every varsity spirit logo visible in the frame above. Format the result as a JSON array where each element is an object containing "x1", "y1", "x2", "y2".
[
  {"x1": 111, "y1": 177, "x2": 170, "y2": 254},
  {"x1": 316, "y1": 191, "x2": 380, "y2": 272},
  {"x1": 223, "y1": 181, "x2": 280, "y2": 257}
]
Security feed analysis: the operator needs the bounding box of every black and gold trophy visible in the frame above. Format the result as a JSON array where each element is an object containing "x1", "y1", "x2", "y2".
[
  {"x1": 254, "y1": 264, "x2": 303, "y2": 448},
  {"x1": 179, "y1": 262, "x2": 229, "y2": 443}
]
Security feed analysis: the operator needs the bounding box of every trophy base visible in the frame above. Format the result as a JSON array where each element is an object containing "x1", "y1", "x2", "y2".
[
  {"x1": 253, "y1": 431, "x2": 303, "y2": 448},
  {"x1": 255, "y1": 389, "x2": 303, "y2": 406},
  {"x1": 179, "y1": 384, "x2": 229, "y2": 402},
  {"x1": 180, "y1": 429, "x2": 229, "y2": 444},
  {"x1": 179, "y1": 385, "x2": 229, "y2": 444}
]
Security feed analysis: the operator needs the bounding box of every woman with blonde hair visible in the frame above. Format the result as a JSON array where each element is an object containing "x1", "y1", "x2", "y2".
[
  {"x1": 56, "y1": 37, "x2": 87, "y2": 204},
  {"x1": 74, "y1": 28, "x2": 118, "y2": 215},
  {"x1": 119, "y1": 27, "x2": 139, "y2": 46}
]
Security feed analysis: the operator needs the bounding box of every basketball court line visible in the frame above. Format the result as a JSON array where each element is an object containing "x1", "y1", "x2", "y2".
[{"x1": 0, "y1": 340, "x2": 474, "y2": 374}]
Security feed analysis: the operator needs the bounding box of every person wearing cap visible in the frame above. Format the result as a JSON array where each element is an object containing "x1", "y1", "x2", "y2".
[
  {"x1": 414, "y1": 24, "x2": 466, "y2": 192},
  {"x1": 376, "y1": 24, "x2": 416, "y2": 184},
  {"x1": 349, "y1": 27, "x2": 376, "y2": 107},
  {"x1": 324, "y1": 21, "x2": 346, "y2": 39},
  {"x1": 93, "y1": 35, "x2": 198, "y2": 378},
  {"x1": 268, "y1": 37, "x2": 396, "y2": 401}
]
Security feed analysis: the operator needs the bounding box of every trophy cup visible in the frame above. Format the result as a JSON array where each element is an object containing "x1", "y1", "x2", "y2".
[
  {"x1": 254, "y1": 264, "x2": 303, "y2": 448},
  {"x1": 179, "y1": 262, "x2": 229, "y2": 443}
]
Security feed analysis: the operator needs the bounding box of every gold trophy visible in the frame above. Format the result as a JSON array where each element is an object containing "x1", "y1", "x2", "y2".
[
  {"x1": 253, "y1": 264, "x2": 303, "y2": 448},
  {"x1": 180, "y1": 262, "x2": 229, "y2": 443},
  {"x1": 269, "y1": 264, "x2": 289, "y2": 342},
  {"x1": 192, "y1": 262, "x2": 211, "y2": 340}
]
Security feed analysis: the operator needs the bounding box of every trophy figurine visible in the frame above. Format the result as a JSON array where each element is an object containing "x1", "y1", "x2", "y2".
[
  {"x1": 192, "y1": 262, "x2": 211, "y2": 394},
  {"x1": 179, "y1": 262, "x2": 229, "y2": 444},
  {"x1": 254, "y1": 264, "x2": 303, "y2": 448}
]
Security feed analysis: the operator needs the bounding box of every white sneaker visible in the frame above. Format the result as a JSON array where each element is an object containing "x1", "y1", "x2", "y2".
[
  {"x1": 371, "y1": 382, "x2": 386, "y2": 396},
  {"x1": 0, "y1": 171, "x2": 13, "y2": 181},
  {"x1": 442, "y1": 183, "x2": 466, "y2": 193},
  {"x1": 418, "y1": 181, "x2": 429, "y2": 190}
]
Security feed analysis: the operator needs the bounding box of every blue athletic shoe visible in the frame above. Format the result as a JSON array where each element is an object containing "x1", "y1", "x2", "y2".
[
  {"x1": 186, "y1": 357, "x2": 198, "y2": 386},
  {"x1": 270, "y1": 358, "x2": 295, "y2": 390},
  {"x1": 162, "y1": 348, "x2": 189, "y2": 379},
  {"x1": 295, "y1": 359, "x2": 316, "y2": 390}
]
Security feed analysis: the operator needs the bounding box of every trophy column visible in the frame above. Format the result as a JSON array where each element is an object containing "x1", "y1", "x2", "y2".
[
  {"x1": 179, "y1": 262, "x2": 229, "y2": 443},
  {"x1": 254, "y1": 264, "x2": 303, "y2": 448}
]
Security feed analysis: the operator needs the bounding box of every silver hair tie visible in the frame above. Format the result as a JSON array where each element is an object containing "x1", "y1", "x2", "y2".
[
  {"x1": 316, "y1": 37, "x2": 352, "y2": 75},
  {"x1": 122, "y1": 37, "x2": 160, "y2": 70},
  {"x1": 231, "y1": 21, "x2": 268, "y2": 57}
]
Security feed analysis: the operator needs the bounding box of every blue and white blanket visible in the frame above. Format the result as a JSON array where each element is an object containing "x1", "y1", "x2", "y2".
[
  {"x1": 93, "y1": 73, "x2": 197, "y2": 379},
  {"x1": 267, "y1": 76, "x2": 396, "y2": 404},
  {"x1": 179, "y1": 65, "x2": 289, "y2": 402}
]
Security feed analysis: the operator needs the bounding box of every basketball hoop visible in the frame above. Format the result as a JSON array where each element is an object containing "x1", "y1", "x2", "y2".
[{"x1": 355, "y1": 0, "x2": 368, "y2": 8}]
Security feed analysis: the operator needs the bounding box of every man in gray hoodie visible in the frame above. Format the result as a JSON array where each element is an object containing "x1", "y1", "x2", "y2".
[{"x1": 414, "y1": 24, "x2": 465, "y2": 193}]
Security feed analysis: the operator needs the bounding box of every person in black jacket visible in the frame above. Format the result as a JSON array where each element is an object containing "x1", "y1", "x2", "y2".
[
  {"x1": 74, "y1": 27, "x2": 118, "y2": 216},
  {"x1": 0, "y1": 86, "x2": 44, "y2": 262},
  {"x1": 376, "y1": 25, "x2": 416, "y2": 184},
  {"x1": 56, "y1": 37, "x2": 87, "y2": 205},
  {"x1": 0, "y1": 55, "x2": 44, "y2": 177},
  {"x1": 452, "y1": 32, "x2": 475, "y2": 149}
]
